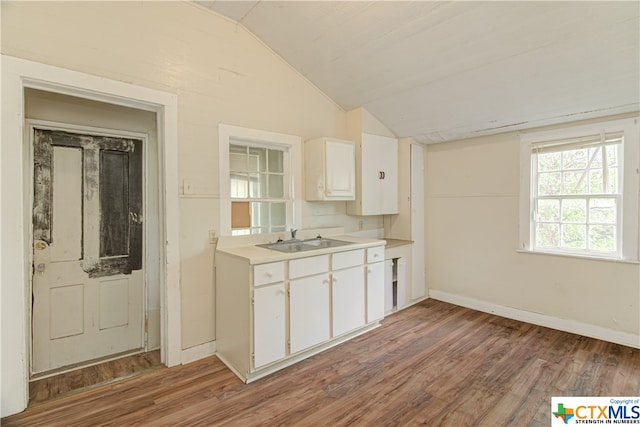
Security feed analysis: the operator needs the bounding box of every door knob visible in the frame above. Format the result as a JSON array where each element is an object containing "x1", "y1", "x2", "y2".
[{"x1": 34, "y1": 241, "x2": 47, "y2": 250}]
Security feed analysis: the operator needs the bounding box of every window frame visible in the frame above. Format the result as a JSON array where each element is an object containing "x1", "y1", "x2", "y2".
[
  {"x1": 219, "y1": 124, "x2": 302, "y2": 237},
  {"x1": 519, "y1": 117, "x2": 639, "y2": 262}
]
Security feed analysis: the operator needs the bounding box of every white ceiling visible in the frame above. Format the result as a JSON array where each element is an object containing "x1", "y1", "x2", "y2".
[{"x1": 195, "y1": 1, "x2": 639, "y2": 143}]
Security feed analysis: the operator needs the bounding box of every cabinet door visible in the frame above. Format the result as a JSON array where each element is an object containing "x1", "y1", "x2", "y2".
[
  {"x1": 325, "y1": 140, "x2": 355, "y2": 198},
  {"x1": 366, "y1": 262, "x2": 385, "y2": 323},
  {"x1": 253, "y1": 283, "x2": 286, "y2": 368},
  {"x1": 290, "y1": 274, "x2": 331, "y2": 354},
  {"x1": 332, "y1": 266, "x2": 365, "y2": 337},
  {"x1": 361, "y1": 134, "x2": 398, "y2": 215}
]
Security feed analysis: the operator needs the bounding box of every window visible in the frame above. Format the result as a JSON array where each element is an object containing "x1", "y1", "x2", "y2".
[
  {"x1": 219, "y1": 124, "x2": 302, "y2": 237},
  {"x1": 229, "y1": 143, "x2": 288, "y2": 235},
  {"x1": 520, "y1": 118, "x2": 639, "y2": 261}
]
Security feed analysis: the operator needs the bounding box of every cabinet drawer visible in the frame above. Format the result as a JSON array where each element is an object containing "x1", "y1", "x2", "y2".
[
  {"x1": 332, "y1": 249, "x2": 364, "y2": 270},
  {"x1": 289, "y1": 254, "x2": 330, "y2": 279},
  {"x1": 367, "y1": 246, "x2": 385, "y2": 263},
  {"x1": 253, "y1": 262, "x2": 285, "y2": 286}
]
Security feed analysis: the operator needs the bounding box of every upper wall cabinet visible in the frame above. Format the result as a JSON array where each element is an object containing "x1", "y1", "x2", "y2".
[
  {"x1": 347, "y1": 133, "x2": 398, "y2": 216},
  {"x1": 304, "y1": 137, "x2": 356, "y2": 201}
]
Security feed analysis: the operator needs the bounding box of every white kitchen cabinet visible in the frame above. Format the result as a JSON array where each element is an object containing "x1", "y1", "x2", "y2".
[
  {"x1": 332, "y1": 266, "x2": 365, "y2": 337},
  {"x1": 347, "y1": 133, "x2": 398, "y2": 215},
  {"x1": 253, "y1": 283, "x2": 286, "y2": 368},
  {"x1": 290, "y1": 274, "x2": 331, "y2": 354},
  {"x1": 304, "y1": 137, "x2": 355, "y2": 201},
  {"x1": 216, "y1": 237, "x2": 385, "y2": 383},
  {"x1": 290, "y1": 254, "x2": 329, "y2": 279},
  {"x1": 253, "y1": 261, "x2": 285, "y2": 286},
  {"x1": 366, "y1": 260, "x2": 385, "y2": 323}
]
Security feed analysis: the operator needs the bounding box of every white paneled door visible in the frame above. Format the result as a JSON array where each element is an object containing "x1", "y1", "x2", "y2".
[{"x1": 31, "y1": 127, "x2": 144, "y2": 374}]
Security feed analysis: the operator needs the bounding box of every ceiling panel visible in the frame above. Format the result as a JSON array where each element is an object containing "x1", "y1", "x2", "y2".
[{"x1": 198, "y1": 1, "x2": 640, "y2": 143}]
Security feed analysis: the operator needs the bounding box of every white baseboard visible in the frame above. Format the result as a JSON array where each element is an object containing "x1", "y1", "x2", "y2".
[
  {"x1": 429, "y1": 290, "x2": 640, "y2": 349},
  {"x1": 181, "y1": 340, "x2": 217, "y2": 364}
]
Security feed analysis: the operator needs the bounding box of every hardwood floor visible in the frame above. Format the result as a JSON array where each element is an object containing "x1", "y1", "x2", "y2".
[
  {"x1": 4, "y1": 299, "x2": 639, "y2": 426},
  {"x1": 29, "y1": 350, "x2": 162, "y2": 405}
]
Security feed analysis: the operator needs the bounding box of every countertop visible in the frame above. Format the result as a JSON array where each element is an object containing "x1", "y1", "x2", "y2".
[
  {"x1": 216, "y1": 234, "x2": 386, "y2": 265},
  {"x1": 384, "y1": 238, "x2": 413, "y2": 249}
]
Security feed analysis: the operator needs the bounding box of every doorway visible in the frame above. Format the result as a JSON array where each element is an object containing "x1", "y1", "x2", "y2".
[
  {"x1": 1, "y1": 56, "x2": 181, "y2": 416},
  {"x1": 26, "y1": 91, "x2": 162, "y2": 386},
  {"x1": 30, "y1": 126, "x2": 145, "y2": 375}
]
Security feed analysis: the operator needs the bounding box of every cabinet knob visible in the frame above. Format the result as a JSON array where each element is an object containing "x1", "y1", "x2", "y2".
[
  {"x1": 266, "y1": 272, "x2": 273, "y2": 277},
  {"x1": 367, "y1": 268, "x2": 372, "y2": 273}
]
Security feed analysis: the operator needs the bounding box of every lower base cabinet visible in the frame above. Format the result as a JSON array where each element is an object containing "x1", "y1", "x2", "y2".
[
  {"x1": 332, "y1": 266, "x2": 365, "y2": 337},
  {"x1": 366, "y1": 261, "x2": 385, "y2": 322},
  {"x1": 216, "y1": 243, "x2": 385, "y2": 383},
  {"x1": 253, "y1": 283, "x2": 286, "y2": 368},
  {"x1": 289, "y1": 274, "x2": 331, "y2": 354}
]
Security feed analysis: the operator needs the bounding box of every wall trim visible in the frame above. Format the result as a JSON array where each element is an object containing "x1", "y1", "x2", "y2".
[
  {"x1": 181, "y1": 341, "x2": 217, "y2": 365},
  {"x1": 429, "y1": 290, "x2": 640, "y2": 349}
]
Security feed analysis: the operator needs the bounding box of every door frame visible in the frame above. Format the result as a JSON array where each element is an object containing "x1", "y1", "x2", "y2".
[
  {"x1": 1, "y1": 55, "x2": 182, "y2": 417},
  {"x1": 27, "y1": 120, "x2": 152, "y2": 375}
]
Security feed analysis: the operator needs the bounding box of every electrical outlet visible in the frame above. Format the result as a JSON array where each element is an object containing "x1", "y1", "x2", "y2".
[{"x1": 209, "y1": 229, "x2": 218, "y2": 244}]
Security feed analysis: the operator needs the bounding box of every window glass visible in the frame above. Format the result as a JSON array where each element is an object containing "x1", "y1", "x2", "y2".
[
  {"x1": 268, "y1": 149, "x2": 284, "y2": 173},
  {"x1": 229, "y1": 142, "x2": 289, "y2": 236},
  {"x1": 531, "y1": 134, "x2": 622, "y2": 256}
]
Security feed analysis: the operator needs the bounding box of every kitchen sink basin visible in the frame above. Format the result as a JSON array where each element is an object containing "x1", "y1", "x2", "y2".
[
  {"x1": 258, "y1": 242, "x2": 313, "y2": 252},
  {"x1": 302, "y1": 238, "x2": 351, "y2": 248},
  {"x1": 257, "y1": 238, "x2": 352, "y2": 253}
]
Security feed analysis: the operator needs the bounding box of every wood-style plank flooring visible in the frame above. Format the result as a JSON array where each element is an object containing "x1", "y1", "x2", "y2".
[
  {"x1": 29, "y1": 350, "x2": 162, "y2": 405},
  {"x1": 4, "y1": 299, "x2": 639, "y2": 426}
]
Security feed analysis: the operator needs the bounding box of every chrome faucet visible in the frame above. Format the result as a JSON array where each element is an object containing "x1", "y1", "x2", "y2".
[{"x1": 290, "y1": 228, "x2": 298, "y2": 240}]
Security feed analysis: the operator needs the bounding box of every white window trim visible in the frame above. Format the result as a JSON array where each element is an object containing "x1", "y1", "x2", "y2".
[
  {"x1": 219, "y1": 124, "x2": 302, "y2": 237},
  {"x1": 519, "y1": 117, "x2": 640, "y2": 262}
]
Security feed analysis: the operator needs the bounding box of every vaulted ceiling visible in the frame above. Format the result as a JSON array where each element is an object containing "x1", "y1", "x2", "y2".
[{"x1": 195, "y1": 1, "x2": 639, "y2": 143}]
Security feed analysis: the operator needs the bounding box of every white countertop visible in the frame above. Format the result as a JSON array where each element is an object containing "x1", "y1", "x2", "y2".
[{"x1": 216, "y1": 234, "x2": 386, "y2": 265}]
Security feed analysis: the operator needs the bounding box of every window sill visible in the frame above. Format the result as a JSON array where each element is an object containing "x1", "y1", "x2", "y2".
[{"x1": 516, "y1": 249, "x2": 640, "y2": 264}]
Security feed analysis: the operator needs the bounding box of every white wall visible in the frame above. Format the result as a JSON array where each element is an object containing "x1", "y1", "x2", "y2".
[
  {"x1": 427, "y1": 114, "x2": 640, "y2": 346},
  {"x1": 0, "y1": 2, "x2": 374, "y2": 354}
]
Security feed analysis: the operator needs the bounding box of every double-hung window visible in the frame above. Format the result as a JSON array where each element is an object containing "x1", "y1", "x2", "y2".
[
  {"x1": 520, "y1": 118, "x2": 639, "y2": 261},
  {"x1": 219, "y1": 124, "x2": 302, "y2": 237},
  {"x1": 229, "y1": 143, "x2": 289, "y2": 235}
]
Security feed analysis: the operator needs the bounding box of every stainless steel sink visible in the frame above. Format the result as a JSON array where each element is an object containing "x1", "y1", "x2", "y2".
[
  {"x1": 257, "y1": 238, "x2": 352, "y2": 253},
  {"x1": 302, "y1": 238, "x2": 351, "y2": 248},
  {"x1": 258, "y1": 242, "x2": 313, "y2": 252}
]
